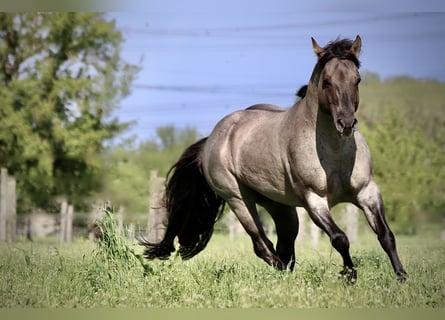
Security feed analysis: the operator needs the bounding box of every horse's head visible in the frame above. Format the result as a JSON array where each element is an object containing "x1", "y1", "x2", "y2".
[{"x1": 311, "y1": 36, "x2": 362, "y2": 136}]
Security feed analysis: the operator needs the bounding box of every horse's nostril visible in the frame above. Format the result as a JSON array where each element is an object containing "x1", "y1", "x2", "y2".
[
  {"x1": 337, "y1": 119, "x2": 345, "y2": 129},
  {"x1": 352, "y1": 118, "x2": 358, "y2": 128}
]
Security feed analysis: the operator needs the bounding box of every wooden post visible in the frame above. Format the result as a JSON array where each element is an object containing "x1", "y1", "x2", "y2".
[
  {"x1": 147, "y1": 170, "x2": 167, "y2": 242},
  {"x1": 59, "y1": 199, "x2": 68, "y2": 243},
  {"x1": 310, "y1": 221, "x2": 320, "y2": 249},
  {"x1": 66, "y1": 204, "x2": 74, "y2": 243},
  {"x1": 117, "y1": 206, "x2": 125, "y2": 235},
  {"x1": 227, "y1": 212, "x2": 240, "y2": 241},
  {"x1": 6, "y1": 175, "x2": 16, "y2": 242},
  {"x1": 0, "y1": 168, "x2": 8, "y2": 242},
  {"x1": 345, "y1": 204, "x2": 359, "y2": 243},
  {"x1": 26, "y1": 217, "x2": 33, "y2": 241},
  {"x1": 296, "y1": 207, "x2": 319, "y2": 248},
  {"x1": 127, "y1": 223, "x2": 135, "y2": 241},
  {"x1": 0, "y1": 168, "x2": 16, "y2": 242},
  {"x1": 296, "y1": 207, "x2": 307, "y2": 244}
]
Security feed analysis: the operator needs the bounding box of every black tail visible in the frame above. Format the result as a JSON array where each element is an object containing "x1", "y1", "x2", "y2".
[{"x1": 139, "y1": 137, "x2": 225, "y2": 260}]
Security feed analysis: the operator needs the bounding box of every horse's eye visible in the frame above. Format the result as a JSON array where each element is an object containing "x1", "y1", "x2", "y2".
[
  {"x1": 322, "y1": 79, "x2": 331, "y2": 89},
  {"x1": 355, "y1": 78, "x2": 361, "y2": 86}
]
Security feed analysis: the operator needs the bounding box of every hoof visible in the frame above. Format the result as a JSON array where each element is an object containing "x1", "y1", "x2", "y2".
[
  {"x1": 339, "y1": 267, "x2": 357, "y2": 284},
  {"x1": 271, "y1": 257, "x2": 287, "y2": 271},
  {"x1": 396, "y1": 271, "x2": 408, "y2": 283}
]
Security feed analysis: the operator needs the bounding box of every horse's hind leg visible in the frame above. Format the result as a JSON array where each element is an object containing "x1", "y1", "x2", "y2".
[
  {"x1": 259, "y1": 200, "x2": 298, "y2": 270},
  {"x1": 225, "y1": 193, "x2": 286, "y2": 270},
  {"x1": 305, "y1": 192, "x2": 356, "y2": 282}
]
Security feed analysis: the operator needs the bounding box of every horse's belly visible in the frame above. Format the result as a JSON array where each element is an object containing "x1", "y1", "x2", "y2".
[{"x1": 237, "y1": 162, "x2": 306, "y2": 207}]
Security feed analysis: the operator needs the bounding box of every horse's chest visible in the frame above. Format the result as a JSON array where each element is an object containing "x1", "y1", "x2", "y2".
[
  {"x1": 299, "y1": 163, "x2": 347, "y2": 190},
  {"x1": 326, "y1": 168, "x2": 353, "y2": 198},
  {"x1": 294, "y1": 145, "x2": 359, "y2": 199}
]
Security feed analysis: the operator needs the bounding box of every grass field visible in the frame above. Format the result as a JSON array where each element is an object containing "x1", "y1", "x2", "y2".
[{"x1": 1, "y1": 222, "x2": 444, "y2": 308}]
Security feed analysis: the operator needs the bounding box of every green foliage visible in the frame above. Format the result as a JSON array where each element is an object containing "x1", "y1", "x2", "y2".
[
  {"x1": 356, "y1": 73, "x2": 445, "y2": 233},
  {"x1": 156, "y1": 125, "x2": 199, "y2": 150},
  {"x1": 360, "y1": 109, "x2": 445, "y2": 234},
  {"x1": 359, "y1": 73, "x2": 445, "y2": 146},
  {"x1": 100, "y1": 126, "x2": 202, "y2": 220},
  {"x1": 0, "y1": 13, "x2": 139, "y2": 212}
]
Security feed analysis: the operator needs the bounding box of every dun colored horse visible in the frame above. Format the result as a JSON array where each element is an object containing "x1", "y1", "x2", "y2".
[{"x1": 139, "y1": 36, "x2": 407, "y2": 282}]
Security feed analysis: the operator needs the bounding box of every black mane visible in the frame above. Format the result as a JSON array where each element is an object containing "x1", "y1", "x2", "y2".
[
  {"x1": 318, "y1": 38, "x2": 361, "y2": 69},
  {"x1": 296, "y1": 85, "x2": 307, "y2": 99}
]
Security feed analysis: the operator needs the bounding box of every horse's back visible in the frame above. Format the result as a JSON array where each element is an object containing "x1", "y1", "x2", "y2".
[
  {"x1": 245, "y1": 104, "x2": 285, "y2": 112},
  {"x1": 202, "y1": 104, "x2": 292, "y2": 203},
  {"x1": 206, "y1": 104, "x2": 286, "y2": 152},
  {"x1": 207, "y1": 104, "x2": 286, "y2": 144}
]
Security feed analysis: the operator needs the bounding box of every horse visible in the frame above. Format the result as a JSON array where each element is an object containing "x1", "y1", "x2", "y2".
[{"x1": 139, "y1": 36, "x2": 407, "y2": 282}]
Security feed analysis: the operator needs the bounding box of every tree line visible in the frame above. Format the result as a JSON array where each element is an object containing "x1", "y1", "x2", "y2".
[{"x1": 0, "y1": 13, "x2": 443, "y2": 234}]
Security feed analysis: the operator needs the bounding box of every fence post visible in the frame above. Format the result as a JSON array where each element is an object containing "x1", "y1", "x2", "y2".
[
  {"x1": 117, "y1": 206, "x2": 125, "y2": 235},
  {"x1": 296, "y1": 207, "x2": 307, "y2": 244},
  {"x1": 296, "y1": 207, "x2": 319, "y2": 248},
  {"x1": 59, "y1": 199, "x2": 68, "y2": 243},
  {"x1": 345, "y1": 204, "x2": 359, "y2": 243},
  {"x1": 226, "y1": 212, "x2": 244, "y2": 240},
  {"x1": 310, "y1": 220, "x2": 320, "y2": 248},
  {"x1": 6, "y1": 175, "x2": 16, "y2": 242},
  {"x1": 127, "y1": 223, "x2": 135, "y2": 241},
  {"x1": 66, "y1": 204, "x2": 74, "y2": 243},
  {"x1": 147, "y1": 170, "x2": 167, "y2": 243},
  {"x1": 0, "y1": 168, "x2": 16, "y2": 242},
  {"x1": 0, "y1": 168, "x2": 7, "y2": 242}
]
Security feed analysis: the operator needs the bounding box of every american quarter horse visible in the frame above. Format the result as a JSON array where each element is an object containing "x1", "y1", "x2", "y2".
[{"x1": 140, "y1": 36, "x2": 407, "y2": 282}]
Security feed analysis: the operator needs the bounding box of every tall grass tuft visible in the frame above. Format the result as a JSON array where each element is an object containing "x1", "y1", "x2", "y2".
[{"x1": 86, "y1": 205, "x2": 150, "y2": 293}]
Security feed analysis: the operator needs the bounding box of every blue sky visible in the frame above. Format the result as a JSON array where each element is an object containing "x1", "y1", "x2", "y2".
[{"x1": 107, "y1": 2, "x2": 445, "y2": 143}]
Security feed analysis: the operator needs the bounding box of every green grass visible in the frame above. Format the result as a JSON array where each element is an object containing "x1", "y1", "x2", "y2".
[{"x1": 1, "y1": 218, "x2": 444, "y2": 307}]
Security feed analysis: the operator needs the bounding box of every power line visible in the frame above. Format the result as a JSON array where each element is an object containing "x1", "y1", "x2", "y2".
[
  {"x1": 131, "y1": 83, "x2": 295, "y2": 96},
  {"x1": 119, "y1": 13, "x2": 421, "y2": 37}
]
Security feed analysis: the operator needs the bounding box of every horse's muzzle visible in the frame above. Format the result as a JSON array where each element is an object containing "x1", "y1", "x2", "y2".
[{"x1": 336, "y1": 118, "x2": 357, "y2": 136}]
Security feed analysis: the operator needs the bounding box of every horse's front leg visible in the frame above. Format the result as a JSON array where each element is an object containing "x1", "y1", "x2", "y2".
[
  {"x1": 305, "y1": 192, "x2": 356, "y2": 283},
  {"x1": 356, "y1": 179, "x2": 407, "y2": 282}
]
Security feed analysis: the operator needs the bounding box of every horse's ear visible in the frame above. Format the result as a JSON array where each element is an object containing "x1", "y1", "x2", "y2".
[
  {"x1": 311, "y1": 37, "x2": 324, "y2": 58},
  {"x1": 351, "y1": 35, "x2": 362, "y2": 57}
]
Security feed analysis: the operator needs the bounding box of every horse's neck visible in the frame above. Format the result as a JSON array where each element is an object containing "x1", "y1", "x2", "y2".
[
  {"x1": 288, "y1": 83, "x2": 320, "y2": 129},
  {"x1": 288, "y1": 85, "x2": 348, "y2": 150}
]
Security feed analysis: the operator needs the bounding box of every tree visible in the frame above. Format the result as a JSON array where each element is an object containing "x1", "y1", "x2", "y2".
[
  {"x1": 100, "y1": 127, "x2": 201, "y2": 220},
  {"x1": 359, "y1": 76, "x2": 445, "y2": 147},
  {"x1": 0, "y1": 13, "x2": 139, "y2": 212},
  {"x1": 156, "y1": 125, "x2": 198, "y2": 150},
  {"x1": 361, "y1": 71, "x2": 381, "y2": 84},
  {"x1": 361, "y1": 109, "x2": 445, "y2": 234}
]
